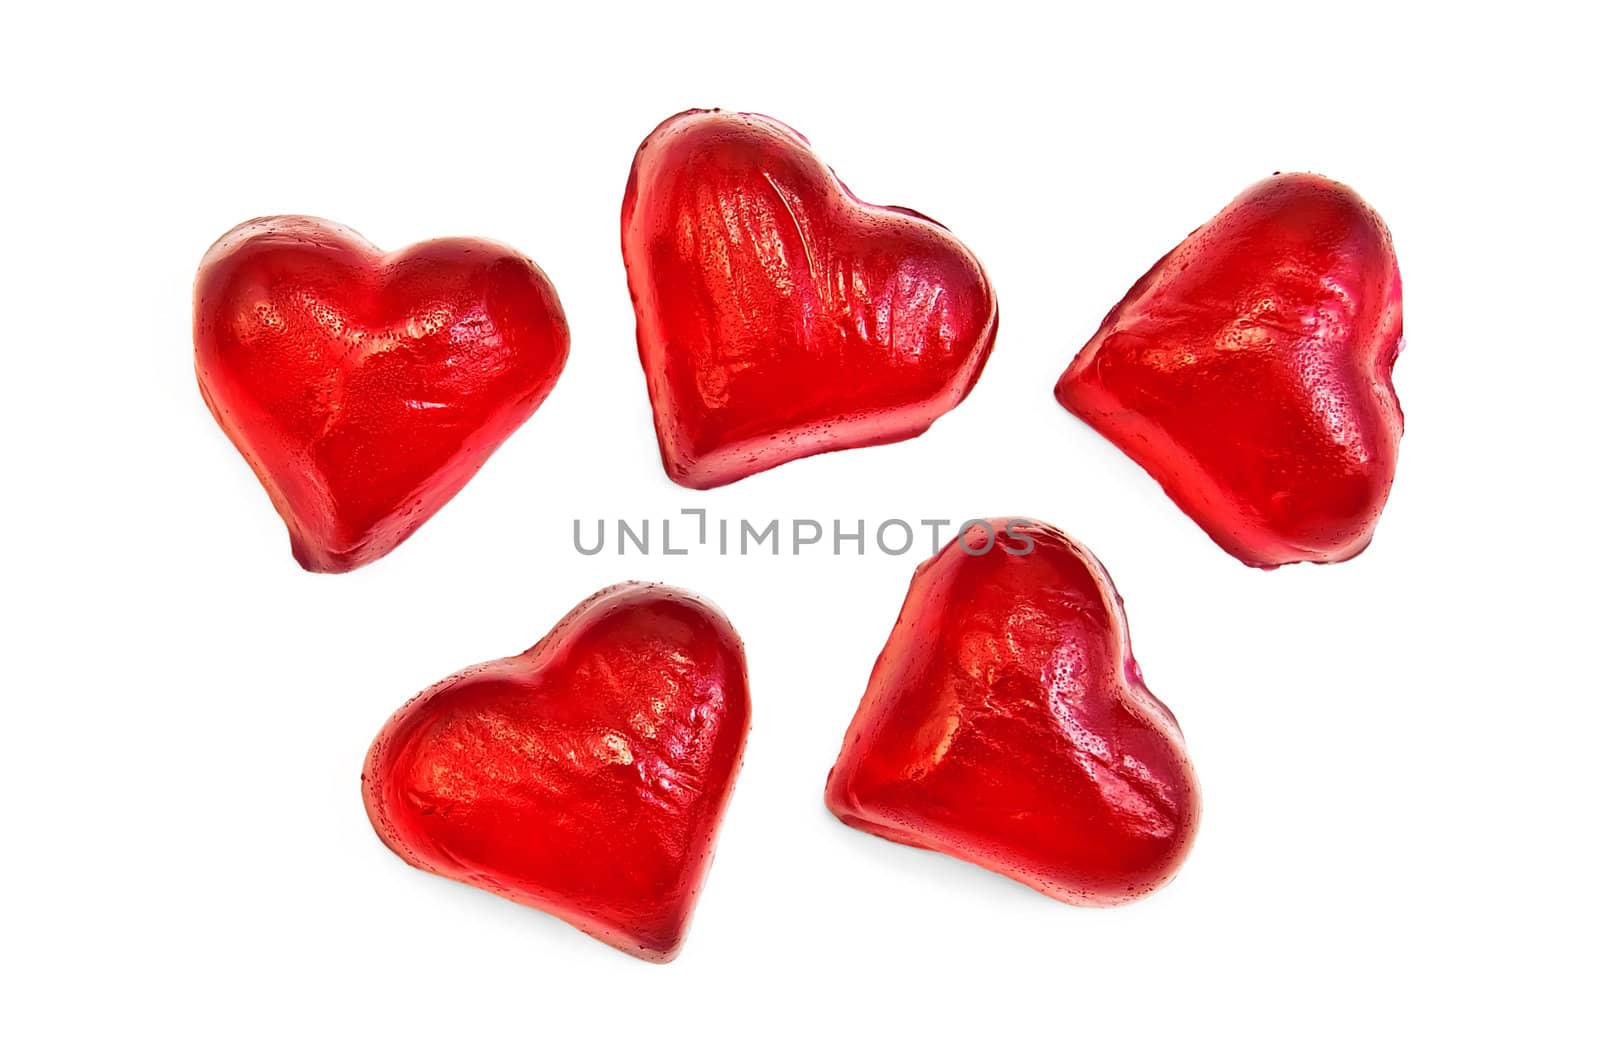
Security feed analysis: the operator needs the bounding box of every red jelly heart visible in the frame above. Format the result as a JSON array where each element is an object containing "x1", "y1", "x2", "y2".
[
  {"x1": 621, "y1": 109, "x2": 999, "y2": 488},
  {"x1": 1055, "y1": 174, "x2": 1403, "y2": 568},
  {"x1": 194, "y1": 216, "x2": 570, "y2": 572},
  {"x1": 362, "y1": 583, "x2": 749, "y2": 962},
  {"x1": 825, "y1": 519, "x2": 1200, "y2": 905}
]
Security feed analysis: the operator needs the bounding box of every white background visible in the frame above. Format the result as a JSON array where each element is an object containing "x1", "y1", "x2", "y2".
[{"x1": 4, "y1": 2, "x2": 1596, "y2": 1059}]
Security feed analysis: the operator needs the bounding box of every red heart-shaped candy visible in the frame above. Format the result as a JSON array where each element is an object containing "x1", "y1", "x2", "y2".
[
  {"x1": 1055, "y1": 173, "x2": 1404, "y2": 568},
  {"x1": 195, "y1": 216, "x2": 569, "y2": 572},
  {"x1": 362, "y1": 583, "x2": 750, "y2": 962},
  {"x1": 826, "y1": 520, "x2": 1200, "y2": 905},
  {"x1": 621, "y1": 110, "x2": 999, "y2": 488}
]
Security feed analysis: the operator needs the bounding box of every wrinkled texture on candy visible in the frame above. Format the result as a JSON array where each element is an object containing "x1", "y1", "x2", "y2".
[
  {"x1": 826, "y1": 519, "x2": 1200, "y2": 905},
  {"x1": 1055, "y1": 173, "x2": 1404, "y2": 568},
  {"x1": 362, "y1": 583, "x2": 750, "y2": 962},
  {"x1": 622, "y1": 109, "x2": 999, "y2": 488},
  {"x1": 195, "y1": 216, "x2": 569, "y2": 572}
]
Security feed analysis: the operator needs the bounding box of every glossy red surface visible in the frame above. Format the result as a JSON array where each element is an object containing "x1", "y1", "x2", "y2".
[
  {"x1": 622, "y1": 109, "x2": 999, "y2": 488},
  {"x1": 1055, "y1": 173, "x2": 1404, "y2": 568},
  {"x1": 362, "y1": 583, "x2": 750, "y2": 962},
  {"x1": 194, "y1": 216, "x2": 569, "y2": 572},
  {"x1": 826, "y1": 520, "x2": 1199, "y2": 905}
]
